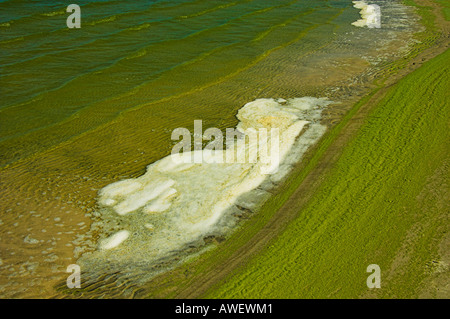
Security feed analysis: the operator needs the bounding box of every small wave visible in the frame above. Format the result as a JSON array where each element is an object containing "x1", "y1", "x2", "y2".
[{"x1": 178, "y1": 2, "x2": 238, "y2": 20}]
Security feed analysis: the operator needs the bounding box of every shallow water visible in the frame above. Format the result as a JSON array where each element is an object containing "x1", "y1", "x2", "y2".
[{"x1": 0, "y1": 0, "x2": 419, "y2": 297}]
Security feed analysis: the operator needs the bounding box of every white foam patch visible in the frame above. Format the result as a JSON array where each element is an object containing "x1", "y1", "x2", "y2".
[
  {"x1": 352, "y1": 1, "x2": 381, "y2": 28},
  {"x1": 100, "y1": 230, "x2": 130, "y2": 250},
  {"x1": 90, "y1": 97, "x2": 333, "y2": 261},
  {"x1": 143, "y1": 187, "x2": 177, "y2": 213}
]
